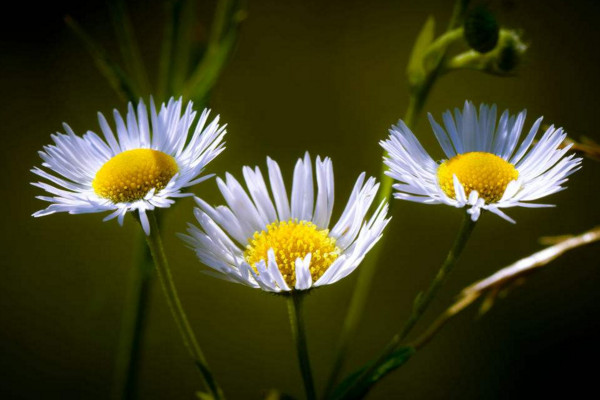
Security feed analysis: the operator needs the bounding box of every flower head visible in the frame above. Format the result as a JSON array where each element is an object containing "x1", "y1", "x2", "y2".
[
  {"x1": 180, "y1": 153, "x2": 390, "y2": 292},
  {"x1": 32, "y1": 97, "x2": 226, "y2": 234},
  {"x1": 381, "y1": 101, "x2": 582, "y2": 222}
]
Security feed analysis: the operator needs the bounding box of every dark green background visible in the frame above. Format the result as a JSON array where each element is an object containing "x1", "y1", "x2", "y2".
[{"x1": 2, "y1": 0, "x2": 600, "y2": 398}]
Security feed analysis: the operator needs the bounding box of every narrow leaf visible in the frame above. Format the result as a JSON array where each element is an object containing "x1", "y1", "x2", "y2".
[
  {"x1": 108, "y1": 0, "x2": 151, "y2": 95},
  {"x1": 333, "y1": 347, "x2": 415, "y2": 400},
  {"x1": 195, "y1": 392, "x2": 214, "y2": 400},
  {"x1": 406, "y1": 16, "x2": 435, "y2": 87},
  {"x1": 157, "y1": 0, "x2": 178, "y2": 100},
  {"x1": 64, "y1": 16, "x2": 138, "y2": 102},
  {"x1": 183, "y1": 0, "x2": 246, "y2": 101},
  {"x1": 170, "y1": 0, "x2": 198, "y2": 94}
]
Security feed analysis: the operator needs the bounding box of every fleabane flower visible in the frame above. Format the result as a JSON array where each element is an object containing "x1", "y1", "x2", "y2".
[
  {"x1": 381, "y1": 101, "x2": 582, "y2": 222},
  {"x1": 180, "y1": 153, "x2": 390, "y2": 292},
  {"x1": 32, "y1": 98, "x2": 226, "y2": 234}
]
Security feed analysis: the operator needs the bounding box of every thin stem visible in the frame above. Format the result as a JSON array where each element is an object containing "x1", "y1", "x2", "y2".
[
  {"x1": 399, "y1": 212, "x2": 476, "y2": 340},
  {"x1": 156, "y1": 0, "x2": 177, "y2": 102},
  {"x1": 182, "y1": 0, "x2": 245, "y2": 102},
  {"x1": 143, "y1": 211, "x2": 224, "y2": 400},
  {"x1": 333, "y1": 213, "x2": 476, "y2": 399},
  {"x1": 111, "y1": 233, "x2": 154, "y2": 400},
  {"x1": 64, "y1": 16, "x2": 138, "y2": 103},
  {"x1": 411, "y1": 225, "x2": 600, "y2": 350},
  {"x1": 322, "y1": 97, "x2": 421, "y2": 398},
  {"x1": 322, "y1": 2, "x2": 471, "y2": 395},
  {"x1": 287, "y1": 293, "x2": 317, "y2": 400},
  {"x1": 108, "y1": 0, "x2": 151, "y2": 96}
]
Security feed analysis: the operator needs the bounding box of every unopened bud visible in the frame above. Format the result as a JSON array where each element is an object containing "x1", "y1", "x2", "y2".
[
  {"x1": 464, "y1": 6, "x2": 499, "y2": 53},
  {"x1": 494, "y1": 30, "x2": 527, "y2": 73}
]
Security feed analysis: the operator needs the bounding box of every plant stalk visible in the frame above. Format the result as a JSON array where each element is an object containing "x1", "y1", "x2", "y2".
[
  {"x1": 143, "y1": 211, "x2": 224, "y2": 400},
  {"x1": 322, "y1": 2, "x2": 471, "y2": 396},
  {"x1": 288, "y1": 292, "x2": 317, "y2": 400},
  {"x1": 111, "y1": 234, "x2": 153, "y2": 400},
  {"x1": 398, "y1": 212, "x2": 476, "y2": 340}
]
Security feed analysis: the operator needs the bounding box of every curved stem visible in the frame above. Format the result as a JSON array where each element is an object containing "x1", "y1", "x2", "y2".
[
  {"x1": 323, "y1": 2, "x2": 472, "y2": 396},
  {"x1": 412, "y1": 225, "x2": 600, "y2": 350},
  {"x1": 143, "y1": 211, "x2": 224, "y2": 400},
  {"x1": 399, "y1": 212, "x2": 476, "y2": 340},
  {"x1": 287, "y1": 292, "x2": 316, "y2": 400},
  {"x1": 322, "y1": 97, "x2": 421, "y2": 399},
  {"x1": 333, "y1": 213, "x2": 476, "y2": 399}
]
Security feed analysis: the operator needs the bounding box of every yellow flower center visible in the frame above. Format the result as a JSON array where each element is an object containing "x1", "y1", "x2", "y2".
[
  {"x1": 437, "y1": 152, "x2": 518, "y2": 203},
  {"x1": 92, "y1": 149, "x2": 178, "y2": 203},
  {"x1": 244, "y1": 220, "x2": 340, "y2": 288}
]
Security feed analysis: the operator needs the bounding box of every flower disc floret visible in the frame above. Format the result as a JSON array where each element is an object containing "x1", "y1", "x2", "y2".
[
  {"x1": 92, "y1": 149, "x2": 179, "y2": 203},
  {"x1": 244, "y1": 219, "x2": 340, "y2": 287},
  {"x1": 437, "y1": 151, "x2": 518, "y2": 203}
]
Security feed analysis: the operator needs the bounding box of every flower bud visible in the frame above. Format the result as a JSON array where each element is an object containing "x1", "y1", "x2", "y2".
[
  {"x1": 464, "y1": 6, "x2": 499, "y2": 53},
  {"x1": 447, "y1": 29, "x2": 527, "y2": 76},
  {"x1": 487, "y1": 30, "x2": 527, "y2": 74},
  {"x1": 495, "y1": 30, "x2": 527, "y2": 72}
]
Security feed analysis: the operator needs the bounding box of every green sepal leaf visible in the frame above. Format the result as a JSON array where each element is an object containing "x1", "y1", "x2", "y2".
[
  {"x1": 412, "y1": 291, "x2": 424, "y2": 310},
  {"x1": 332, "y1": 346, "x2": 416, "y2": 400},
  {"x1": 263, "y1": 389, "x2": 298, "y2": 400},
  {"x1": 195, "y1": 391, "x2": 215, "y2": 400},
  {"x1": 406, "y1": 16, "x2": 435, "y2": 87}
]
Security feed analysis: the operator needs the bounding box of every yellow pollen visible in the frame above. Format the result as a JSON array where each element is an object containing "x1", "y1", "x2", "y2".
[
  {"x1": 244, "y1": 220, "x2": 340, "y2": 288},
  {"x1": 92, "y1": 149, "x2": 178, "y2": 203},
  {"x1": 437, "y1": 151, "x2": 518, "y2": 203}
]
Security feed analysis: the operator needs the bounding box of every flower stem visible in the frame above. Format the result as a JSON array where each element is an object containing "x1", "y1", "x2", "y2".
[
  {"x1": 111, "y1": 234, "x2": 153, "y2": 400},
  {"x1": 287, "y1": 292, "x2": 317, "y2": 400},
  {"x1": 143, "y1": 211, "x2": 224, "y2": 400},
  {"x1": 398, "y1": 212, "x2": 477, "y2": 341},
  {"x1": 321, "y1": 96, "x2": 422, "y2": 399},
  {"x1": 334, "y1": 213, "x2": 476, "y2": 399},
  {"x1": 322, "y1": 2, "x2": 471, "y2": 396}
]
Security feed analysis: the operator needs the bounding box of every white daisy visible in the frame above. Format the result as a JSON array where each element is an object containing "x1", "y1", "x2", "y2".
[
  {"x1": 32, "y1": 97, "x2": 226, "y2": 235},
  {"x1": 180, "y1": 153, "x2": 390, "y2": 292},
  {"x1": 381, "y1": 101, "x2": 582, "y2": 222}
]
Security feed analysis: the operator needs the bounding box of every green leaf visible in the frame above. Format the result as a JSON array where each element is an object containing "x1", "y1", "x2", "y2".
[
  {"x1": 412, "y1": 291, "x2": 424, "y2": 310},
  {"x1": 107, "y1": 0, "x2": 151, "y2": 95},
  {"x1": 170, "y1": 0, "x2": 199, "y2": 94},
  {"x1": 64, "y1": 16, "x2": 138, "y2": 102},
  {"x1": 195, "y1": 391, "x2": 214, "y2": 400},
  {"x1": 156, "y1": 0, "x2": 178, "y2": 101},
  {"x1": 182, "y1": 0, "x2": 246, "y2": 101},
  {"x1": 406, "y1": 16, "x2": 435, "y2": 87},
  {"x1": 332, "y1": 346, "x2": 416, "y2": 400},
  {"x1": 263, "y1": 389, "x2": 298, "y2": 400}
]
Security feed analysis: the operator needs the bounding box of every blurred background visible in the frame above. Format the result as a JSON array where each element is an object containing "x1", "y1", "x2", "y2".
[{"x1": 1, "y1": 0, "x2": 600, "y2": 398}]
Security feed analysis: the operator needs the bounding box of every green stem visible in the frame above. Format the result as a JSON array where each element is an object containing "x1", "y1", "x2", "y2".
[
  {"x1": 287, "y1": 293, "x2": 317, "y2": 400},
  {"x1": 108, "y1": 0, "x2": 151, "y2": 96},
  {"x1": 323, "y1": 3, "x2": 471, "y2": 396},
  {"x1": 322, "y1": 95, "x2": 422, "y2": 399},
  {"x1": 398, "y1": 212, "x2": 476, "y2": 340},
  {"x1": 143, "y1": 211, "x2": 224, "y2": 400},
  {"x1": 156, "y1": 0, "x2": 177, "y2": 102},
  {"x1": 111, "y1": 234, "x2": 154, "y2": 400},
  {"x1": 182, "y1": 0, "x2": 244, "y2": 102},
  {"x1": 333, "y1": 213, "x2": 475, "y2": 399},
  {"x1": 64, "y1": 16, "x2": 138, "y2": 103}
]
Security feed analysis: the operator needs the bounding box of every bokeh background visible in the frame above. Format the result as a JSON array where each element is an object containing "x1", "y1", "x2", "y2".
[{"x1": 2, "y1": 0, "x2": 600, "y2": 398}]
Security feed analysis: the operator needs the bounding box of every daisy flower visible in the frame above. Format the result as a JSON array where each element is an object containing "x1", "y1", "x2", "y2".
[
  {"x1": 32, "y1": 98, "x2": 226, "y2": 234},
  {"x1": 380, "y1": 101, "x2": 582, "y2": 222},
  {"x1": 180, "y1": 153, "x2": 390, "y2": 292}
]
